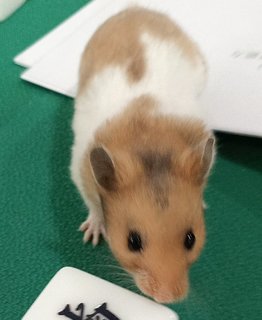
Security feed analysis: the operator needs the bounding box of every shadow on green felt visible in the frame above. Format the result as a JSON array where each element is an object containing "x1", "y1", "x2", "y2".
[{"x1": 216, "y1": 132, "x2": 262, "y2": 173}]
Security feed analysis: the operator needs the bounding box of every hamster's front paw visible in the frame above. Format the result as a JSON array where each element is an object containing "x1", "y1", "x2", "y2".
[{"x1": 79, "y1": 213, "x2": 107, "y2": 246}]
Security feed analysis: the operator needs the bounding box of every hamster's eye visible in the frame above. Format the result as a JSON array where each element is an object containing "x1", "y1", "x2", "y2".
[
  {"x1": 184, "y1": 230, "x2": 195, "y2": 250},
  {"x1": 128, "y1": 231, "x2": 143, "y2": 252}
]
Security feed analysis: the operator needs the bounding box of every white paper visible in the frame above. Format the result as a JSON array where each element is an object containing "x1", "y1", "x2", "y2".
[
  {"x1": 0, "y1": 0, "x2": 26, "y2": 21},
  {"x1": 16, "y1": 0, "x2": 262, "y2": 137},
  {"x1": 14, "y1": 0, "x2": 113, "y2": 67},
  {"x1": 21, "y1": 0, "x2": 130, "y2": 97}
]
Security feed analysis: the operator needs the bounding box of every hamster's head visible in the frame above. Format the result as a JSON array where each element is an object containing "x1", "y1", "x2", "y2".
[{"x1": 89, "y1": 137, "x2": 215, "y2": 303}]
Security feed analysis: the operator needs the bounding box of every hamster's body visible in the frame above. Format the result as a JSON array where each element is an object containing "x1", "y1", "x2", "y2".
[{"x1": 71, "y1": 7, "x2": 215, "y2": 303}]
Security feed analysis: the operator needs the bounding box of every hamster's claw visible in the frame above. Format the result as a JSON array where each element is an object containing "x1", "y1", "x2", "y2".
[{"x1": 79, "y1": 215, "x2": 107, "y2": 246}]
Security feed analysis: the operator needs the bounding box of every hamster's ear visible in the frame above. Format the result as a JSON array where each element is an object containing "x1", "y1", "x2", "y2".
[
  {"x1": 199, "y1": 136, "x2": 215, "y2": 183},
  {"x1": 90, "y1": 146, "x2": 117, "y2": 192}
]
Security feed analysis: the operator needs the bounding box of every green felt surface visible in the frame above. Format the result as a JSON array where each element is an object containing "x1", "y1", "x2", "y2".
[{"x1": 0, "y1": 1, "x2": 261, "y2": 319}]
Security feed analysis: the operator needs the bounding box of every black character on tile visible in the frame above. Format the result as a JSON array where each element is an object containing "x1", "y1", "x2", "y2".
[
  {"x1": 58, "y1": 302, "x2": 120, "y2": 320},
  {"x1": 58, "y1": 303, "x2": 84, "y2": 320},
  {"x1": 86, "y1": 303, "x2": 120, "y2": 320}
]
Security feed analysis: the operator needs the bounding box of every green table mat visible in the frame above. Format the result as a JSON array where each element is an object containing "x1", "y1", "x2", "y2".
[{"x1": 0, "y1": 1, "x2": 261, "y2": 319}]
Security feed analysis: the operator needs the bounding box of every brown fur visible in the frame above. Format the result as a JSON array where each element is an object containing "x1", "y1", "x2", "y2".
[
  {"x1": 81, "y1": 95, "x2": 212, "y2": 302},
  {"x1": 78, "y1": 7, "x2": 203, "y2": 94},
  {"x1": 140, "y1": 151, "x2": 172, "y2": 209}
]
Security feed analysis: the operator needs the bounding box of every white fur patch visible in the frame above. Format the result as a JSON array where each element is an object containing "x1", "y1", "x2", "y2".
[{"x1": 71, "y1": 32, "x2": 206, "y2": 194}]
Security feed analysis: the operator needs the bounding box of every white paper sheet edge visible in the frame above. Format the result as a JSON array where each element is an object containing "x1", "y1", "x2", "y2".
[
  {"x1": 14, "y1": 0, "x2": 113, "y2": 67},
  {"x1": 15, "y1": 0, "x2": 262, "y2": 137}
]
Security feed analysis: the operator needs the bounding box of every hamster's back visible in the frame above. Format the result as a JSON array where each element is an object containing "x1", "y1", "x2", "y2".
[{"x1": 75, "y1": 7, "x2": 207, "y2": 133}]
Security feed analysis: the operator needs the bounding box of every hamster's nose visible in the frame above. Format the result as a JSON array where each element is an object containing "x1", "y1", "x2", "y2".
[
  {"x1": 153, "y1": 292, "x2": 176, "y2": 304},
  {"x1": 153, "y1": 286, "x2": 188, "y2": 303},
  {"x1": 134, "y1": 271, "x2": 189, "y2": 303},
  {"x1": 152, "y1": 278, "x2": 189, "y2": 303}
]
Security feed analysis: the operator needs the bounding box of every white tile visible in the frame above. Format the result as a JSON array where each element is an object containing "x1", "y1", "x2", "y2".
[{"x1": 22, "y1": 267, "x2": 178, "y2": 320}]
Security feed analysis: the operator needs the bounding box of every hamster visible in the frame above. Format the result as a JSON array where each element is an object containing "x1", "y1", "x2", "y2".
[{"x1": 70, "y1": 7, "x2": 215, "y2": 303}]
